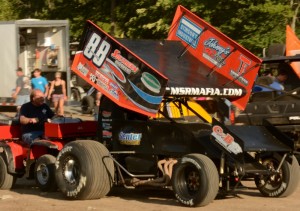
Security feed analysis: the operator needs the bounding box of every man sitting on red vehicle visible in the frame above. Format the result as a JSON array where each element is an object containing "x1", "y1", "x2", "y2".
[{"x1": 19, "y1": 89, "x2": 54, "y2": 145}]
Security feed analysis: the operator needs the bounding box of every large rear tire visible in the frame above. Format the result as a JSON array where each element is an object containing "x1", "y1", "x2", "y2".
[
  {"x1": 0, "y1": 156, "x2": 17, "y2": 189},
  {"x1": 55, "y1": 140, "x2": 114, "y2": 199},
  {"x1": 255, "y1": 154, "x2": 300, "y2": 197},
  {"x1": 172, "y1": 154, "x2": 219, "y2": 207},
  {"x1": 35, "y1": 154, "x2": 57, "y2": 192}
]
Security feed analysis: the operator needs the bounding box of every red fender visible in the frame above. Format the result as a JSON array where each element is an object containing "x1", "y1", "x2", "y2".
[{"x1": 0, "y1": 141, "x2": 29, "y2": 173}]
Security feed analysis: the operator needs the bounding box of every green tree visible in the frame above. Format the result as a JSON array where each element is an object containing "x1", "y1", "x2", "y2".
[
  {"x1": 210, "y1": 0, "x2": 293, "y2": 55},
  {"x1": 113, "y1": 0, "x2": 293, "y2": 55},
  {"x1": 0, "y1": 0, "x2": 299, "y2": 55}
]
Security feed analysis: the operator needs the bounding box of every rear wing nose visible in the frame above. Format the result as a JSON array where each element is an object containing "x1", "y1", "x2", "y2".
[
  {"x1": 210, "y1": 118, "x2": 293, "y2": 163},
  {"x1": 211, "y1": 118, "x2": 244, "y2": 162}
]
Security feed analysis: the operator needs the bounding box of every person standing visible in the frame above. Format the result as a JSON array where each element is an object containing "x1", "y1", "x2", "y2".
[
  {"x1": 269, "y1": 70, "x2": 288, "y2": 91},
  {"x1": 31, "y1": 68, "x2": 49, "y2": 97},
  {"x1": 94, "y1": 91, "x2": 102, "y2": 120},
  {"x1": 19, "y1": 89, "x2": 54, "y2": 145},
  {"x1": 47, "y1": 72, "x2": 67, "y2": 116},
  {"x1": 12, "y1": 67, "x2": 31, "y2": 117}
]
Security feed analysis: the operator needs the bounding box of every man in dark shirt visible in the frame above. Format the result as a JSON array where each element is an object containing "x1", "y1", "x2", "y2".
[{"x1": 20, "y1": 89, "x2": 54, "y2": 145}]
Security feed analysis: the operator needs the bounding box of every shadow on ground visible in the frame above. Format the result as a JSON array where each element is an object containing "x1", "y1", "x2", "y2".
[{"x1": 9, "y1": 177, "x2": 263, "y2": 207}]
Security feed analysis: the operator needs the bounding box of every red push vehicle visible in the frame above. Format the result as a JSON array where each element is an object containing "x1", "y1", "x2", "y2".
[{"x1": 0, "y1": 118, "x2": 97, "y2": 191}]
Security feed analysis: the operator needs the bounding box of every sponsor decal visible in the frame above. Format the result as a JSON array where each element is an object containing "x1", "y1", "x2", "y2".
[
  {"x1": 167, "y1": 5, "x2": 262, "y2": 110},
  {"x1": 72, "y1": 21, "x2": 169, "y2": 116},
  {"x1": 203, "y1": 38, "x2": 231, "y2": 68},
  {"x1": 103, "y1": 130, "x2": 112, "y2": 138},
  {"x1": 102, "y1": 110, "x2": 112, "y2": 118},
  {"x1": 81, "y1": 32, "x2": 163, "y2": 111},
  {"x1": 95, "y1": 71, "x2": 109, "y2": 85},
  {"x1": 55, "y1": 146, "x2": 73, "y2": 169},
  {"x1": 141, "y1": 72, "x2": 161, "y2": 94},
  {"x1": 119, "y1": 131, "x2": 142, "y2": 145},
  {"x1": 105, "y1": 58, "x2": 127, "y2": 86},
  {"x1": 102, "y1": 122, "x2": 112, "y2": 130},
  {"x1": 109, "y1": 89, "x2": 119, "y2": 100},
  {"x1": 111, "y1": 49, "x2": 139, "y2": 74},
  {"x1": 289, "y1": 116, "x2": 300, "y2": 121},
  {"x1": 110, "y1": 82, "x2": 119, "y2": 90},
  {"x1": 212, "y1": 125, "x2": 242, "y2": 155},
  {"x1": 229, "y1": 55, "x2": 251, "y2": 86},
  {"x1": 77, "y1": 62, "x2": 94, "y2": 76},
  {"x1": 83, "y1": 33, "x2": 111, "y2": 67},
  {"x1": 89, "y1": 72, "x2": 97, "y2": 83},
  {"x1": 268, "y1": 182, "x2": 287, "y2": 197},
  {"x1": 95, "y1": 77, "x2": 110, "y2": 91},
  {"x1": 76, "y1": 61, "x2": 85, "y2": 71},
  {"x1": 129, "y1": 80, "x2": 163, "y2": 104},
  {"x1": 167, "y1": 87, "x2": 243, "y2": 96},
  {"x1": 176, "y1": 16, "x2": 203, "y2": 48}
]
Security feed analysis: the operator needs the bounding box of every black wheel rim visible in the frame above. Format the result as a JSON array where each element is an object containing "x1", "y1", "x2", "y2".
[
  {"x1": 177, "y1": 163, "x2": 201, "y2": 197},
  {"x1": 259, "y1": 158, "x2": 283, "y2": 190}
]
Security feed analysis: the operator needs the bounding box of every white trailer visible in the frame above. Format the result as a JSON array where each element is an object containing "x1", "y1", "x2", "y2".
[{"x1": 0, "y1": 19, "x2": 71, "y2": 107}]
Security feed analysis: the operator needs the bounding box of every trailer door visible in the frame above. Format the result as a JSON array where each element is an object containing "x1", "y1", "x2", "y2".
[{"x1": 0, "y1": 23, "x2": 18, "y2": 97}]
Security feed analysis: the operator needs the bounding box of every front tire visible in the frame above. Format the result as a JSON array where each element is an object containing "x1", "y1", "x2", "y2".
[
  {"x1": 0, "y1": 156, "x2": 17, "y2": 189},
  {"x1": 172, "y1": 154, "x2": 219, "y2": 207},
  {"x1": 55, "y1": 140, "x2": 114, "y2": 200},
  {"x1": 255, "y1": 153, "x2": 300, "y2": 197},
  {"x1": 35, "y1": 154, "x2": 57, "y2": 192}
]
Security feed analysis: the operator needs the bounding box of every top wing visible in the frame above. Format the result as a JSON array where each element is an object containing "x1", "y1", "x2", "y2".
[
  {"x1": 71, "y1": 21, "x2": 168, "y2": 117},
  {"x1": 167, "y1": 5, "x2": 262, "y2": 110},
  {"x1": 72, "y1": 5, "x2": 263, "y2": 116},
  {"x1": 286, "y1": 25, "x2": 300, "y2": 79}
]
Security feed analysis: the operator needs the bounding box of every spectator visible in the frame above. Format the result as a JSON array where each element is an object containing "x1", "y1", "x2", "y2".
[
  {"x1": 19, "y1": 89, "x2": 54, "y2": 145},
  {"x1": 269, "y1": 70, "x2": 288, "y2": 91},
  {"x1": 94, "y1": 91, "x2": 102, "y2": 120},
  {"x1": 12, "y1": 67, "x2": 31, "y2": 117},
  {"x1": 47, "y1": 72, "x2": 67, "y2": 116},
  {"x1": 253, "y1": 70, "x2": 288, "y2": 93},
  {"x1": 261, "y1": 70, "x2": 273, "y2": 77},
  {"x1": 31, "y1": 68, "x2": 49, "y2": 97},
  {"x1": 252, "y1": 76, "x2": 274, "y2": 92}
]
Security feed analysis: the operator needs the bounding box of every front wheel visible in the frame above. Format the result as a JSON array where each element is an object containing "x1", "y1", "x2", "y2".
[
  {"x1": 55, "y1": 140, "x2": 114, "y2": 200},
  {"x1": 172, "y1": 154, "x2": 219, "y2": 207},
  {"x1": 35, "y1": 154, "x2": 57, "y2": 192},
  {"x1": 0, "y1": 156, "x2": 17, "y2": 189},
  {"x1": 255, "y1": 153, "x2": 300, "y2": 197}
]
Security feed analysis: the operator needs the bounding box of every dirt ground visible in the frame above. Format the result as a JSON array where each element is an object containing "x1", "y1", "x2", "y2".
[
  {"x1": 0, "y1": 179, "x2": 300, "y2": 211},
  {"x1": 1, "y1": 107, "x2": 300, "y2": 211}
]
